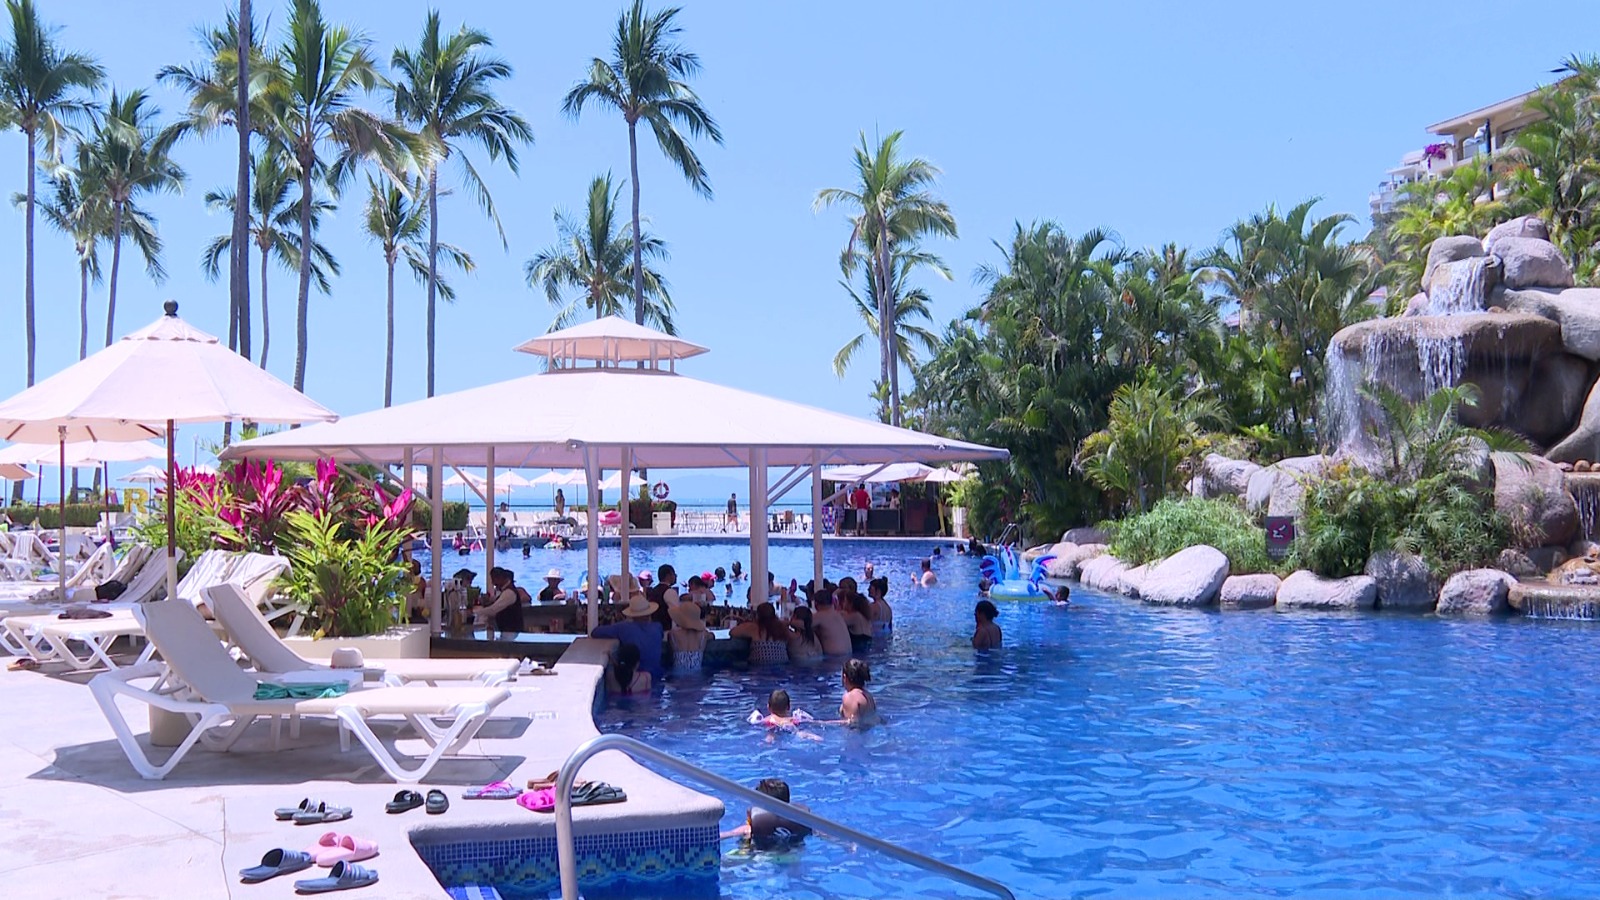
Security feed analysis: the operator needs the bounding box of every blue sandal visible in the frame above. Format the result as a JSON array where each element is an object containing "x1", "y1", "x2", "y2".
[
  {"x1": 293, "y1": 860, "x2": 379, "y2": 893},
  {"x1": 239, "y1": 848, "x2": 315, "y2": 883}
]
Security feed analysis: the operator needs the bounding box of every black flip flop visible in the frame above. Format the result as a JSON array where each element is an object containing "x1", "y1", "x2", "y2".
[
  {"x1": 385, "y1": 790, "x2": 424, "y2": 814},
  {"x1": 570, "y1": 782, "x2": 627, "y2": 807},
  {"x1": 425, "y1": 789, "x2": 449, "y2": 815}
]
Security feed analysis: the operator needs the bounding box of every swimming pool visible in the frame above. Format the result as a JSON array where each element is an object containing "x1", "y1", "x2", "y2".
[{"x1": 570, "y1": 546, "x2": 1600, "y2": 899}]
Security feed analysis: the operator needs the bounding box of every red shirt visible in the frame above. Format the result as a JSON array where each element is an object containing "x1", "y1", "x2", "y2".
[{"x1": 851, "y1": 488, "x2": 870, "y2": 510}]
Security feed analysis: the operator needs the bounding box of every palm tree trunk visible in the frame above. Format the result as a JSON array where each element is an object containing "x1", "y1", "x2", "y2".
[
  {"x1": 105, "y1": 202, "x2": 124, "y2": 348},
  {"x1": 384, "y1": 253, "x2": 395, "y2": 408},
  {"x1": 293, "y1": 151, "x2": 313, "y2": 392},
  {"x1": 232, "y1": 0, "x2": 252, "y2": 361},
  {"x1": 78, "y1": 258, "x2": 88, "y2": 360},
  {"x1": 23, "y1": 130, "x2": 36, "y2": 387},
  {"x1": 426, "y1": 166, "x2": 438, "y2": 397},
  {"x1": 875, "y1": 229, "x2": 893, "y2": 425},
  {"x1": 258, "y1": 242, "x2": 270, "y2": 368},
  {"x1": 628, "y1": 121, "x2": 645, "y2": 326}
]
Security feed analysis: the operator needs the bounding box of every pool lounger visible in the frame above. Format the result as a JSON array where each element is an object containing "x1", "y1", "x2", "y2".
[{"x1": 1, "y1": 610, "x2": 151, "y2": 670}]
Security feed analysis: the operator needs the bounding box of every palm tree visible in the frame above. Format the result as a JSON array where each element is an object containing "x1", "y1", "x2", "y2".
[
  {"x1": 274, "y1": 0, "x2": 412, "y2": 391},
  {"x1": 391, "y1": 11, "x2": 531, "y2": 399},
  {"x1": 562, "y1": 0, "x2": 721, "y2": 325},
  {"x1": 815, "y1": 131, "x2": 957, "y2": 425},
  {"x1": 1505, "y1": 55, "x2": 1600, "y2": 278},
  {"x1": 833, "y1": 250, "x2": 943, "y2": 421},
  {"x1": 31, "y1": 163, "x2": 107, "y2": 360},
  {"x1": 1076, "y1": 370, "x2": 1227, "y2": 513},
  {"x1": 157, "y1": 2, "x2": 274, "y2": 358},
  {"x1": 526, "y1": 173, "x2": 674, "y2": 331},
  {"x1": 1381, "y1": 164, "x2": 1508, "y2": 301},
  {"x1": 361, "y1": 173, "x2": 472, "y2": 407},
  {"x1": 78, "y1": 88, "x2": 184, "y2": 346},
  {"x1": 201, "y1": 149, "x2": 338, "y2": 371},
  {"x1": 0, "y1": 0, "x2": 103, "y2": 386}
]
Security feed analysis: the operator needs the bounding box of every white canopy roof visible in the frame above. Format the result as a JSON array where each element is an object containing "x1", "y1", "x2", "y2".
[
  {"x1": 515, "y1": 315, "x2": 708, "y2": 367},
  {"x1": 225, "y1": 367, "x2": 1006, "y2": 469},
  {"x1": 0, "y1": 439, "x2": 165, "y2": 467},
  {"x1": 821, "y1": 462, "x2": 936, "y2": 484}
]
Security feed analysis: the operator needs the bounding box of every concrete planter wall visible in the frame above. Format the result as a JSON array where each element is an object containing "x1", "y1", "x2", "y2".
[{"x1": 285, "y1": 624, "x2": 430, "y2": 660}]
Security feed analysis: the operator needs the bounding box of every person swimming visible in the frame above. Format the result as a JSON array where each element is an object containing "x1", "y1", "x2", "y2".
[
  {"x1": 838, "y1": 658, "x2": 879, "y2": 728},
  {"x1": 747, "y1": 689, "x2": 820, "y2": 742},
  {"x1": 720, "y1": 778, "x2": 813, "y2": 851}
]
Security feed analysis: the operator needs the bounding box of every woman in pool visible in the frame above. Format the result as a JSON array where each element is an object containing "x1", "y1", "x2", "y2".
[
  {"x1": 867, "y1": 576, "x2": 893, "y2": 640},
  {"x1": 972, "y1": 599, "x2": 1002, "y2": 650},
  {"x1": 843, "y1": 592, "x2": 874, "y2": 653},
  {"x1": 731, "y1": 602, "x2": 790, "y2": 665},
  {"x1": 838, "y1": 658, "x2": 879, "y2": 728},
  {"x1": 605, "y1": 642, "x2": 652, "y2": 694},
  {"x1": 787, "y1": 606, "x2": 822, "y2": 660}
]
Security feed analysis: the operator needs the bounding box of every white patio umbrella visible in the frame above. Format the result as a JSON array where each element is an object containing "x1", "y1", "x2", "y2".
[
  {"x1": 0, "y1": 462, "x2": 33, "y2": 482},
  {"x1": 0, "y1": 440, "x2": 166, "y2": 550},
  {"x1": 0, "y1": 301, "x2": 338, "y2": 601},
  {"x1": 920, "y1": 466, "x2": 971, "y2": 483},
  {"x1": 821, "y1": 462, "x2": 935, "y2": 484},
  {"x1": 530, "y1": 469, "x2": 586, "y2": 486},
  {"x1": 122, "y1": 464, "x2": 169, "y2": 485}
]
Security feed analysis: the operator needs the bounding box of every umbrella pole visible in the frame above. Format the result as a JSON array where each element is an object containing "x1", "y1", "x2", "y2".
[
  {"x1": 103, "y1": 461, "x2": 113, "y2": 550},
  {"x1": 57, "y1": 426, "x2": 66, "y2": 602},
  {"x1": 165, "y1": 420, "x2": 177, "y2": 601}
]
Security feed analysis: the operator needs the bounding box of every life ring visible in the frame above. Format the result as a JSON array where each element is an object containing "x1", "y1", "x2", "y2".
[{"x1": 651, "y1": 481, "x2": 670, "y2": 501}]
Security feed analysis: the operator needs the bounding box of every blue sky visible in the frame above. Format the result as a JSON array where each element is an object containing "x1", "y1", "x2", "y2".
[{"x1": 1, "y1": 1, "x2": 1596, "y2": 497}]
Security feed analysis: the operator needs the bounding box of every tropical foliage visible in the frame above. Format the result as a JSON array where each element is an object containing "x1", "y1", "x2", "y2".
[
  {"x1": 526, "y1": 172, "x2": 674, "y2": 331},
  {"x1": 1109, "y1": 498, "x2": 1276, "y2": 575},
  {"x1": 1077, "y1": 371, "x2": 1227, "y2": 514}
]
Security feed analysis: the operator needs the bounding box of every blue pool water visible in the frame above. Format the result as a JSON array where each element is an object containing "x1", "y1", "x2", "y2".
[{"x1": 567, "y1": 543, "x2": 1600, "y2": 899}]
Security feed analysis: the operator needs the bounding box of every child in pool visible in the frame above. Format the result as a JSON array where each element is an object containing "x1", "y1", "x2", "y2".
[
  {"x1": 838, "y1": 658, "x2": 879, "y2": 728},
  {"x1": 747, "y1": 689, "x2": 820, "y2": 742},
  {"x1": 720, "y1": 778, "x2": 813, "y2": 850}
]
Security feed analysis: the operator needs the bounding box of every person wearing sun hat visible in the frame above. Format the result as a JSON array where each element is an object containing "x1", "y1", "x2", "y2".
[
  {"x1": 669, "y1": 595, "x2": 709, "y2": 669},
  {"x1": 593, "y1": 573, "x2": 665, "y2": 680},
  {"x1": 538, "y1": 568, "x2": 566, "y2": 604}
]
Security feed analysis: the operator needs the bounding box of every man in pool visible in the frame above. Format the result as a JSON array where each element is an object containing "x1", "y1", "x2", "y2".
[
  {"x1": 972, "y1": 599, "x2": 1002, "y2": 649},
  {"x1": 720, "y1": 778, "x2": 813, "y2": 850},
  {"x1": 917, "y1": 558, "x2": 938, "y2": 587}
]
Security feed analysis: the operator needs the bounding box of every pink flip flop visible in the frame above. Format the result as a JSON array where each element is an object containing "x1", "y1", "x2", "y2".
[
  {"x1": 313, "y1": 834, "x2": 378, "y2": 867},
  {"x1": 517, "y1": 788, "x2": 557, "y2": 812},
  {"x1": 304, "y1": 832, "x2": 341, "y2": 858}
]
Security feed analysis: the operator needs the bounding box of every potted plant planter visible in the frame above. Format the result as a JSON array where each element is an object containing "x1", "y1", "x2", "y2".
[{"x1": 285, "y1": 624, "x2": 430, "y2": 660}]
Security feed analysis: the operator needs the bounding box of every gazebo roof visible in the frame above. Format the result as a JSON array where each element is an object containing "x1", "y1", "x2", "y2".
[{"x1": 514, "y1": 316, "x2": 709, "y2": 368}]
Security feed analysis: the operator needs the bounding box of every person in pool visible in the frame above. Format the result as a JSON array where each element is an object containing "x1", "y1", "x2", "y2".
[
  {"x1": 915, "y1": 558, "x2": 938, "y2": 587},
  {"x1": 720, "y1": 778, "x2": 813, "y2": 850},
  {"x1": 972, "y1": 599, "x2": 1002, "y2": 649},
  {"x1": 605, "y1": 642, "x2": 652, "y2": 694},
  {"x1": 748, "y1": 689, "x2": 820, "y2": 742},
  {"x1": 837, "y1": 658, "x2": 879, "y2": 728}
]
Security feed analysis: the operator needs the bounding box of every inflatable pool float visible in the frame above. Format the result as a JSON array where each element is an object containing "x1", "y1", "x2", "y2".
[{"x1": 979, "y1": 546, "x2": 1057, "y2": 600}]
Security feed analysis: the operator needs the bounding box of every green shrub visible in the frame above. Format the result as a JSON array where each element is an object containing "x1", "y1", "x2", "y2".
[
  {"x1": 410, "y1": 501, "x2": 469, "y2": 532},
  {"x1": 2, "y1": 503, "x2": 108, "y2": 528},
  {"x1": 277, "y1": 509, "x2": 410, "y2": 638},
  {"x1": 1108, "y1": 497, "x2": 1276, "y2": 574}
]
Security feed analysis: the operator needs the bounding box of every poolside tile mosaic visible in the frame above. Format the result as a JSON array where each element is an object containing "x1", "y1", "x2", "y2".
[{"x1": 418, "y1": 825, "x2": 720, "y2": 899}]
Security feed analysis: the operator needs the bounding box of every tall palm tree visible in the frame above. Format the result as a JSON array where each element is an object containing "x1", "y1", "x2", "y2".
[
  {"x1": 526, "y1": 173, "x2": 674, "y2": 331},
  {"x1": 562, "y1": 0, "x2": 721, "y2": 325},
  {"x1": 361, "y1": 172, "x2": 472, "y2": 407},
  {"x1": 31, "y1": 164, "x2": 107, "y2": 360},
  {"x1": 815, "y1": 131, "x2": 957, "y2": 426},
  {"x1": 274, "y1": 0, "x2": 412, "y2": 391},
  {"x1": 201, "y1": 149, "x2": 338, "y2": 371},
  {"x1": 78, "y1": 88, "x2": 183, "y2": 346},
  {"x1": 157, "y1": 2, "x2": 274, "y2": 358},
  {"x1": 391, "y1": 11, "x2": 531, "y2": 398},
  {"x1": 833, "y1": 250, "x2": 943, "y2": 421},
  {"x1": 0, "y1": 0, "x2": 102, "y2": 386}
]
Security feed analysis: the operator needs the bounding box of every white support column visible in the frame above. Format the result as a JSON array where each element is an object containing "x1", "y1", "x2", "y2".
[
  {"x1": 619, "y1": 447, "x2": 632, "y2": 592},
  {"x1": 748, "y1": 448, "x2": 768, "y2": 608},
  {"x1": 429, "y1": 450, "x2": 443, "y2": 635},
  {"x1": 584, "y1": 448, "x2": 601, "y2": 633},
  {"x1": 402, "y1": 447, "x2": 414, "y2": 498},
  {"x1": 484, "y1": 450, "x2": 496, "y2": 592},
  {"x1": 812, "y1": 450, "x2": 824, "y2": 591}
]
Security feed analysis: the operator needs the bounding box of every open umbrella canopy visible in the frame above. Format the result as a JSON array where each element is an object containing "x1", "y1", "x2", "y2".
[
  {"x1": 0, "y1": 301, "x2": 338, "y2": 443},
  {"x1": 821, "y1": 462, "x2": 936, "y2": 484},
  {"x1": 0, "y1": 463, "x2": 34, "y2": 481},
  {"x1": 122, "y1": 464, "x2": 169, "y2": 484},
  {"x1": 529, "y1": 469, "x2": 587, "y2": 487},
  {"x1": 0, "y1": 439, "x2": 165, "y2": 467},
  {"x1": 920, "y1": 466, "x2": 973, "y2": 483}
]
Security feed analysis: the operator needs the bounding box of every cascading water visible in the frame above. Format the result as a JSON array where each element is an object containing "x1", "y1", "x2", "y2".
[
  {"x1": 1570, "y1": 476, "x2": 1600, "y2": 541},
  {"x1": 1324, "y1": 320, "x2": 1473, "y2": 453},
  {"x1": 1426, "y1": 256, "x2": 1492, "y2": 316}
]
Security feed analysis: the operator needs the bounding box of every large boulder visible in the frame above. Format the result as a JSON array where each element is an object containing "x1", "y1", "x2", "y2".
[
  {"x1": 1499, "y1": 287, "x2": 1600, "y2": 360},
  {"x1": 1484, "y1": 215, "x2": 1550, "y2": 256},
  {"x1": 1436, "y1": 568, "x2": 1515, "y2": 615},
  {"x1": 1219, "y1": 573, "x2": 1281, "y2": 610},
  {"x1": 1363, "y1": 550, "x2": 1437, "y2": 610},
  {"x1": 1043, "y1": 542, "x2": 1106, "y2": 579},
  {"x1": 1077, "y1": 555, "x2": 1126, "y2": 591},
  {"x1": 1199, "y1": 453, "x2": 1262, "y2": 499},
  {"x1": 1116, "y1": 564, "x2": 1149, "y2": 598},
  {"x1": 1547, "y1": 372, "x2": 1600, "y2": 463},
  {"x1": 1422, "y1": 235, "x2": 1485, "y2": 287},
  {"x1": 1424, "y1": 256, "x2": 1499, "y2": 314},
  {"x1": 1491, "y1": 451, "x2": 1580, "y2": 547},
  {"x1": 1275, "y1": 570, "x2": 1378, "y2": 610},
  {"x1": 1062, "y1": 526, "x2": 1113, "y2": 546},
  {"x1": 1139, "y1": 545, "x2": 1229, "y2": 607},
  {"x1": 1245, "y1": 455, "x2": 1330, "y2": 517},
  {"x1": 1495, "y1": 237, "x2": 1575, "y2": 290}
]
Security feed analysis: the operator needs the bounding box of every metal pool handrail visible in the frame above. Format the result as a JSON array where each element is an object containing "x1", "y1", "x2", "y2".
[{"x1": 553, "y1": 732, "x2": 1017, "y2": 900}]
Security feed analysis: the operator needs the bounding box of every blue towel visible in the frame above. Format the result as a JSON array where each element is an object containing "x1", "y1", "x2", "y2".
[{"x1": 253, "y1": 681, "x2": 350, "y2": 700}]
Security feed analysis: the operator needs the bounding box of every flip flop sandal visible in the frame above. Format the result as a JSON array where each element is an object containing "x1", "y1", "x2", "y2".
[
  {"x1": 525, "y1": 770, "x2": 559, "y2": 790},
  {"x1": 462, "y1": 781, "x2": 522, "y2": 800},
  {"x1": 571, "y1": 783, "x2": 627, "y2": 807},
  {"x1": 425, "y1": 789, "x2": 449, "y2": 815},
  {"x1": 293, "y1": 802, "x2": 353, "y2": 825},
  {"x1": 239, "y1": 848, "x2": 315, "y2": 883},
  {"x1": 313, "y1": 835, "x2": 379, "y2": 867},
  {"x1": 516, "y1": 787, "x2": 557, "y2": 813},
  {"x1": 275, "y1": 798, "x2": 316, "y2": 821},
  {"x1": 292, "y1": 860, "x2": 379, "y2": 893},
  {"x1": 7, "y1": 658, "x2": 40, "y2": 671},
  {"x1": 384, "y1": 790, "x2": 424, "y2": 814}
]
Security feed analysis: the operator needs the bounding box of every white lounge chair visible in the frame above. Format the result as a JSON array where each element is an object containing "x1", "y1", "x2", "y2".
[
  {"x1": 204, "y1": 583, "x2": 518, "y2": 687},
  {"x1": 91, "y1": 598, "x2": 510, "y2": 782},
  {"x1": 1, "y1": 609, "x2": 151, "y2": 670}
]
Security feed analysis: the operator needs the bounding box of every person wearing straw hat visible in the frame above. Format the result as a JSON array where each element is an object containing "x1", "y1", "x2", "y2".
[
  {"x1": 669, "y1": 597, "x2": 709, "y2": 671},
  {"x1": 593, "y1": 573, "x2": 664, "y2": 680},
  {"x1": 538, "y1": 568, "x2": 566, "y2": 604}
]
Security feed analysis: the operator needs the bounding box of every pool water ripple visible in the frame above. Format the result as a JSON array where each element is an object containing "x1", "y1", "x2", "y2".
[{"x1": 572, "y1": 543, "x2": 1600, "y2": 898}]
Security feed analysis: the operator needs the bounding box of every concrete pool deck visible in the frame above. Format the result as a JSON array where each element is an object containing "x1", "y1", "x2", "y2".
[{"x1": 0, "y1": 636, "x2": 722, "y2": 899}]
